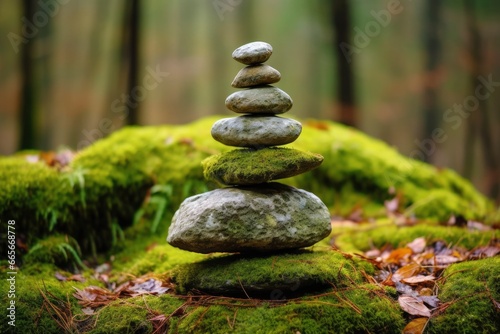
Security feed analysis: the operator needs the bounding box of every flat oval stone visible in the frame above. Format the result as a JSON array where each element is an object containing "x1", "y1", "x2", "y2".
[
  {"x1": 167, "y1": 183, "x2": 331, "y2": 253},
  {"x1": 202, "y1": 147, "x2": 323, "y2": 185},
  {"x1": 232, "y1": 41, "x2": 273, "y2": 65},
  {"x1": 231, "y1": 64, "x2": 281, "y2": 88},
  {"x1": 225, "y1": 86, "x2": 293, "y2": 114},
  {"x1": 211, "y1": 116, "x2": 302, "y2": 147}
]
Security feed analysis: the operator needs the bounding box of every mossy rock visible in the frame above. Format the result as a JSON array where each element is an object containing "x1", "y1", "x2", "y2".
[
  {"x1": 427, "y1": 256, "x2": 500, "y2": 333},
  {"x1": 202, "y1": 147, "x2": 323, "y2": 185},
  {"x1": 0, "y1": 117, "x2": 495, "y2": 258},
  {"x1": 172, "y1": 249, "x2": 373, "y2": 296},
  {"x1": 87, "y1": 285, "x2": 404, "y2": 334}
]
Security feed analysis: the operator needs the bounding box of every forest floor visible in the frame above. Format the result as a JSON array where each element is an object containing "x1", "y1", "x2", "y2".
[{"x1": 1, "y1": 117, "x2": 499, "y2": 333}]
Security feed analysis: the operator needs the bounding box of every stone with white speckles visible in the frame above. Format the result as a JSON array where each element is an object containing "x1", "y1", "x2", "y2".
[{"x1": 167, "y1": 183, "x2": 331, "y2": 253}]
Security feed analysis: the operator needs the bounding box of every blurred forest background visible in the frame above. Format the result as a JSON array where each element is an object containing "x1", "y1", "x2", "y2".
[{"x1": 0, "y1": 0, "x2": 499, "y2": 201}]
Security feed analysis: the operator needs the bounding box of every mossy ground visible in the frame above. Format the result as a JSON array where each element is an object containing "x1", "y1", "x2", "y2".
[{"x1": 1, "y1": 117, "x2": 499, "y2": 333}]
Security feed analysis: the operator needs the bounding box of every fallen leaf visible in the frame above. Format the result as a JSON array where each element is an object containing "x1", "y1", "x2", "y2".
[
  {"x1": 95, "y1": 263, "x2": 111, "y2": 274},
  {"x1": 403, "y1": 317, "x2": 428, "y2": 334},
  {"x1": 468, "y1": 245, "x2": 500, "y2": 260},
  {"x1": 467, "y1": 221, "x2": 491, "y2": 231},
  {"x1": 433, "y1": 255, "x2": 460, "y2": 265},
  {"x1": 385, "y1": 197, "x2": 399, "y2": 213},
  {"x1": 407, "y1": 237, "x2": 426, "y2": 254},
  {"x1": 395, "y1": 281, "x2": 416, "y2": 296},
  {"x1": 386, "y1": 248, "x2": 413, "y2": 264},
  {"x1": 398, "y1": 295, "x2": 431, "y2": 317},
  {"x1": 402, "y1": 275, "x2": 436, "y2": 285},
  {"x1": 418, "y1": 295, "x2": 440, "y2": 308},
  {"x1": 81, "y1": 307, "x2": 94, "y2": 315},
  {"x1": 55, "y1": 272, "x2": 67, "y2": 281},
  {"x1": 73, "y1": 286, "x2": 118, "y2": 308},
  {"x1": 68, "y1": 274, "x2": 85, "y2": 282},
  {"x1": 393, "y1": 263, "x2": 421, "y2": 281},
  {"x1": 129, "y1": 278, "x2": 169, "y2": 296}
]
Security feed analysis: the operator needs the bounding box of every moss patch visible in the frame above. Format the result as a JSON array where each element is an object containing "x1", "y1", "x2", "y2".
[
  {"x1": 24, "y1": 234, "x2": 86, "y2": 270},
  {"x1": 334, "y1": 222, "x2": 499, "y2": 253},
  {"x1": 0, "y1": 117, "x2": 494, "y2": 259},
  {"x1": 172, "y1": 249, "x2": 373, "y2": 296},
  {"x1": 0, "y1": 263, "x2": 102, "y2": 333},
  {"x1": 427, "y1": 257, "x2": 500, "y2": 333},
  {"x1": 202, "y1": 147, "x2": 323, "y2": 185}
]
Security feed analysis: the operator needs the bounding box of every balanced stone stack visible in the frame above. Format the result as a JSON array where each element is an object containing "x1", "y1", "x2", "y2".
[{"x1": 167, "y1": 41, "x2": 331, "y2": 253}]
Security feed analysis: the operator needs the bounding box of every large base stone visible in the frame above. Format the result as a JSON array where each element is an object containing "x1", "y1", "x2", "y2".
[
  {"x1": 171, "y1": 250, "x2": 371, "y2": 296},
  {"x1": 167, "y1": 183, "x2": 331, "y2": 253}
]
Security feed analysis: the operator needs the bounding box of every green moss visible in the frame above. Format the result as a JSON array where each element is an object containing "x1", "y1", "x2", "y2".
[
  {"x1": 112, "y1": 239, "x2": 206, "y2": 276},
  {"x1": 334, "y1": 222, "x2": 499, "y2": 253},
  {"x1": 0, "y1": 263, "x2": 102, "y2": 334},
  {"x1": 0, "y1": 117, "x2": 493, "y2": 259},
  {"x1": 84, "y1": 283, "x2": 403, "y2": 334},
  {"x1": 427, "y1": 257, "x2": 500, "y2": 333},
  {"x1": 24, "y1": 234, "x2": 86, "y2": 270},
  {"x1": 289, "y1": 120, "x2": 491, "y2": 221},
  {"x1": 202, "y1": 147, "x2": 323, "y2": 185},
  {"x1": 172, "y1": 250, "x2": 374, "y2": 295}
]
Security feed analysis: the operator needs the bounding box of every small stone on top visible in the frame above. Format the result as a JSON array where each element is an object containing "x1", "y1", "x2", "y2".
[{"x1": 232, "y1": 41, "x2": 273, "y2": 65}]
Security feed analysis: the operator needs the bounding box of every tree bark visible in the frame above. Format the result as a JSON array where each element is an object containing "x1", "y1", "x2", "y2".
[
  {"x1": 19, "y1": 0, "x2": 36, "y2": 150},
  {"x1": 332, "y1": 0, "x2": 357, "y2": 127},
  {"x1": 422, "y1": 0, "x2": 442, "y2": 163},
  {"x1": 463, "y1": 0, "x2": 499, "y2": 199},
  {"x1": 124, "y1": 0, "x2": 140, "y2": 125}
]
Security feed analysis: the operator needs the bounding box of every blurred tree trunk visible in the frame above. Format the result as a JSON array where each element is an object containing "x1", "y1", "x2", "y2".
[
  {"x1": 19, "y1": 0, "x2": 36, "y2": 150},
  {"x1": 463, "y1": 0, "x2": 499, "y2": 199},
  {"x1": 124, "y1": 0, "x2": 140, "y2": 125},
  {"x1": 332, "y1": 0, "x2": 357, "y2": 127},
  {"x1": 422, "y1": 0, "x2": 441, "y2": 163}
]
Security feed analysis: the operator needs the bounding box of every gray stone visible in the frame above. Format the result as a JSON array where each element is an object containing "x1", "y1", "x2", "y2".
[
  {"x1": 225, "y1": 86, "x2": 293, "y2": 114},
  {"x1": 232, "y1": 41, "x2": 273, "y2": 65},
  {"x1": 231, "y1": 64, "x2": 281, "y2": 88},
  {"x1": 211, "y1": 116, "x2": 301, "y2": 147},
  {"x1": 167, "y1": 183, "x2": 331, "y2": 253}
]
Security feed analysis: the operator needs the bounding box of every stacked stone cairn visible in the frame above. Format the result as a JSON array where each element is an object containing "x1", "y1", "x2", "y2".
[{"x1": 167, "y1": 41, "x2": 331, "y2": 253}]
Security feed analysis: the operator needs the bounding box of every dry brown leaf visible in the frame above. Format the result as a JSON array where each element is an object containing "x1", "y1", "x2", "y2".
[
  {"x1": 386, "y1": 248, "x2": 413, "y2": 264},
  {"x1": 468, "y1": 245, "x2": 500, "y2": 259},
  {"x1": 402, "y1": 275, "x2": 436, "y2": 285},
  {"x1": 407, "y1": 237, "x2": 426, "y2": 254},
  {"x1": 55, "y1": 272, "x2": 67, "y2": 281},
  {"x1": 393, "y1": 263, "x2": 421, "y2": 281},
  {"x1": 73, "y1": 286, "x2": 118, "y2": 308},
  {"x1": 403, "y1": 317, "x2": 428, "y2": 334},
  {"x1": 434, "y1": 255, "x2": 460, "y2": 265},
  {"x1": 398, "y1": 295, "x2": 431, "y2": 317},
  {"x1": 419, "y1": 295, "x2": 440, "y2": 308},
  {"x1": 81, "y1": 307, "x2": 94, "y2": 315}
]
